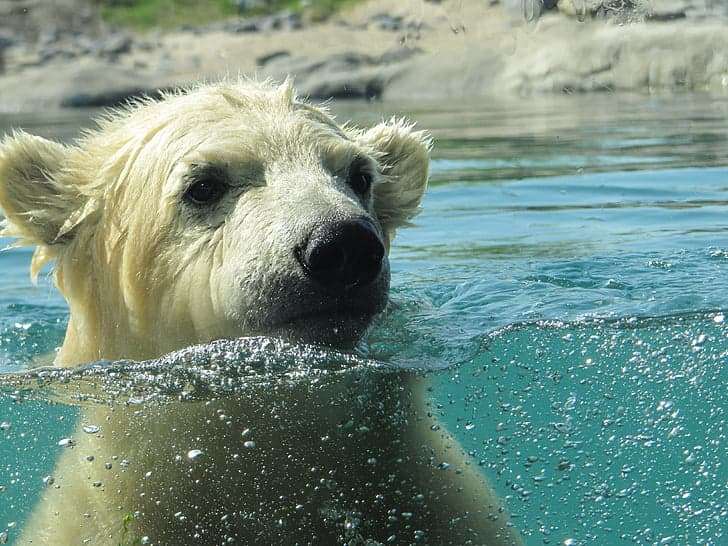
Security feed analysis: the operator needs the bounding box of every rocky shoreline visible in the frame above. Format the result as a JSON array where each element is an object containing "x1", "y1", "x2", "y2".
[{"x1": 0, "y1": 0, "x2": 727, "y2": 112}]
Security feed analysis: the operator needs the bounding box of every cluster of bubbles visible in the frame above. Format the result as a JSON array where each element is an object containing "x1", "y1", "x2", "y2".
[
  {"x1": 0, "y1": 337, "x2": 385, "y2": 406},
  {"x1": 434, "y1": 312, "x2": 728, "y2": 544}
]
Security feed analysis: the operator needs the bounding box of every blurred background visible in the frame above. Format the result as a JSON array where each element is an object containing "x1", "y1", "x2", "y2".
[{"x1": 1, "y1": 0, "x2": 727, "y2": 110}]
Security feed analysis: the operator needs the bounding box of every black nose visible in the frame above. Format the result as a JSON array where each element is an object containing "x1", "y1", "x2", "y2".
[{"x1": 298, "y1": 218, "x2": 385, "y2": 290}]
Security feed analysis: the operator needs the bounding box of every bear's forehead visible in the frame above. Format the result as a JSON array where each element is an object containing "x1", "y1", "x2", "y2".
[
  {"x1": 169, "y1": 115, "x2": 359, "y2": 174},
  {"x1": 122, "y1": 84, "x2": 341, "y2": 133},
  {"x1": 112, "y1": 89, "x2": 352, "y2": 159},
  {"x1": 88, "y1": 81, "x2": 340, "y2": 139},
  {"x1": 74, "y1": 83, "x2": 371, "y2": 201}
]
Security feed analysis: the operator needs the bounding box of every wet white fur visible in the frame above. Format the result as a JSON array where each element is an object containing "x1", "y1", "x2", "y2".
[{"x1": 0, "y1": 80, "x2": 521, "y2": 545}]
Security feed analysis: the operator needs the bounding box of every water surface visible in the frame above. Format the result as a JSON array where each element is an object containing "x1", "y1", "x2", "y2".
[{"x1": 2, "y1": 93, "x2": 728, "y2": 544}]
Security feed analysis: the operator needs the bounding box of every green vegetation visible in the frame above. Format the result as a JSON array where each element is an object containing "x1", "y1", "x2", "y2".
[
  {"x1": 291, "y1": 0, "x2": 362, "y2": 22},
  {"x1": 96, "y1": 0, "x2": 362, "y2": 30},
  {"x1": 116, "y1": 512, "x2": 143, "y2": 546},
  {"x1": 97, "y1": 0, "x2": 235, "y2": 30}
]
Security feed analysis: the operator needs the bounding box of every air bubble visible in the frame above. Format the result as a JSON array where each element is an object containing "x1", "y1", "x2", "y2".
[{"x1": 187, "y1": 449, "x2": 204, "y2": 461}]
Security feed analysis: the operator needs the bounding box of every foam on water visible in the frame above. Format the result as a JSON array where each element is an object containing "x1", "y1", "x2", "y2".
[{"x1": 0, "y1": 337, "x2": 384, "y2": 406}]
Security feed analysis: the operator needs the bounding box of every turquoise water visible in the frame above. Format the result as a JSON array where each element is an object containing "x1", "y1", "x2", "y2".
[{"x1": 2, "y1": 94, "x2": 728, "y2": 544}]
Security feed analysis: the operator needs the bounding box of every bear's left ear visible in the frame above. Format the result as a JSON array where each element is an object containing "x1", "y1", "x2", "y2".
[
  {"x1": 357, "y1": 119, "x2": 432, "y2": 236},
  {"x1": 0, "y1": 131, "x2": 81, "y2": 248}
]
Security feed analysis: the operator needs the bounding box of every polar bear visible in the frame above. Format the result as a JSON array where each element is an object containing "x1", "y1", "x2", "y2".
[{"x1": 0, "y1": 80, "x2": 521, "y2": 545}]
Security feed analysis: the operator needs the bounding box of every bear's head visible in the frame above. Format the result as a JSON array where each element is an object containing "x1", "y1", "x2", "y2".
[{"x1": 0, "y1": 80, "x2": 430, "y2": 365}]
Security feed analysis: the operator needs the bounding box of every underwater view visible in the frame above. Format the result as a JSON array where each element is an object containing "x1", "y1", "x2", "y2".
[{"x1": 2, "y1": 92, "x2": 728, "y2": 545}]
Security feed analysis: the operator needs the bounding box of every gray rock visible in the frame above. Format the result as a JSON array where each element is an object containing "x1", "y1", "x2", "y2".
[
  {"x1": 256, "y1": 50, "x2": 291, "y2": 67},
  {"x1": 0, "y1": 31, "x2": 15, "y2": 50},
  {"x1": 552, "y1": 0, "x2": 728, "y2": 21},
  {"x1": 37, "y1": 28, "x2": 62, "y2": 48},
  {"x1": 366, "y1": 12, "x2": 429, "y2": 33},
  {"x1": 223, "y1": 19, "x2": 261, "y2": 33},
  {"x1": 502, "y1": 0, "x2": 546, "y2": 21},
  {"x1": 218, "y1": 10, "x2": 303, "y2": 33},
  {"x1": 0, "y1": 28, "x2": 14, "y2": 73},
  {"x1": 256, "y1": 11, "x2": 303, "y2": 32},
  {"x1": 179, "y1": 24, "x2": 205, "y2": 35},
  {"x1": 369, "y1": 13, "x2": 405, "y2": 31},
  {"x1": 0, "y1": 0, "x2": 103, "y2": 44},
  {"x1": 0, "y1": 59, "x2": 171, "y2": 110},
  {"x1": 649, "y1": 0, "x2": 728, "y2": 20},
  {"x1": 261, "y1": 47, "x2": 423, "y2": 100},
  {"x1": 75, "y1": 35, "x2": 97, "y2": 55},
  {"x1": 38, "y1": 45, "x2": 77, "y2": 63},
  {"x1": 96, "y1": 33, "x2": 133, "y2": 58},
  {"x1": 379, "y1": 47, "x2": 423, "y2": 64},
  {"x1": 232, "y1": 0, "x2": 272, "y2": 13},
  {"x1": 135, "y1": 40, "x2": 156, "y2": 52},
  {"x1": 61, "y1": 86, "x2": 162, "y2": 108},
  {"x1": 594, "y1": 0, "x2": 650, "y2": 22}
]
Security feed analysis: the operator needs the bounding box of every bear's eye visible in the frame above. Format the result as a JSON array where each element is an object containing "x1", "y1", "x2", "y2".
[
  {"x1": 347, "y1": 157, "x2": 374, "y2": 196},
  {"x1": 183, "y1": 176, "x2": 228, "y2": 206}
]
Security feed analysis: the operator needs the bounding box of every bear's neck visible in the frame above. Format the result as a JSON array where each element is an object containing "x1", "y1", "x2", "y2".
[{"x1": 57, "y1": 315, "x2": 157, "y2": 365}]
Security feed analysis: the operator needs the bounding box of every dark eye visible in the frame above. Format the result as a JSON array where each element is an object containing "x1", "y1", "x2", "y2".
[
  {"x1": 184, "y1": 177, "x2": 228, "y2": 205},
  {"x1": 348, "y1": 158, "x2": 374, "y2": 195}
]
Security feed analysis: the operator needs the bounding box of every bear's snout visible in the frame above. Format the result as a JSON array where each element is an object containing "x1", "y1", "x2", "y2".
[{"x1": 297, "y1": 218, "x2": 385, "y2": 291}]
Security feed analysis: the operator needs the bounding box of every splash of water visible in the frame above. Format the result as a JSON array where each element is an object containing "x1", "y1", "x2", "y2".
[{"x1": 0, "y1": 336, "x2": 386, "y2": 406}]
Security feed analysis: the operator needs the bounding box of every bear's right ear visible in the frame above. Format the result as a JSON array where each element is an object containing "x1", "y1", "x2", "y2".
[
  {"x1": 357, "y1": 118, "x2": 432, "y2": 237},
  {"x1": 0, "y1": 131, "x2": 79, "y2": 248}
]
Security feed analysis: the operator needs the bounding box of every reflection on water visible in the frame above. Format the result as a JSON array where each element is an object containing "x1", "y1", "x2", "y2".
[{"x1": 2, "y1": 93, "x2": 728, "y2": 544}]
